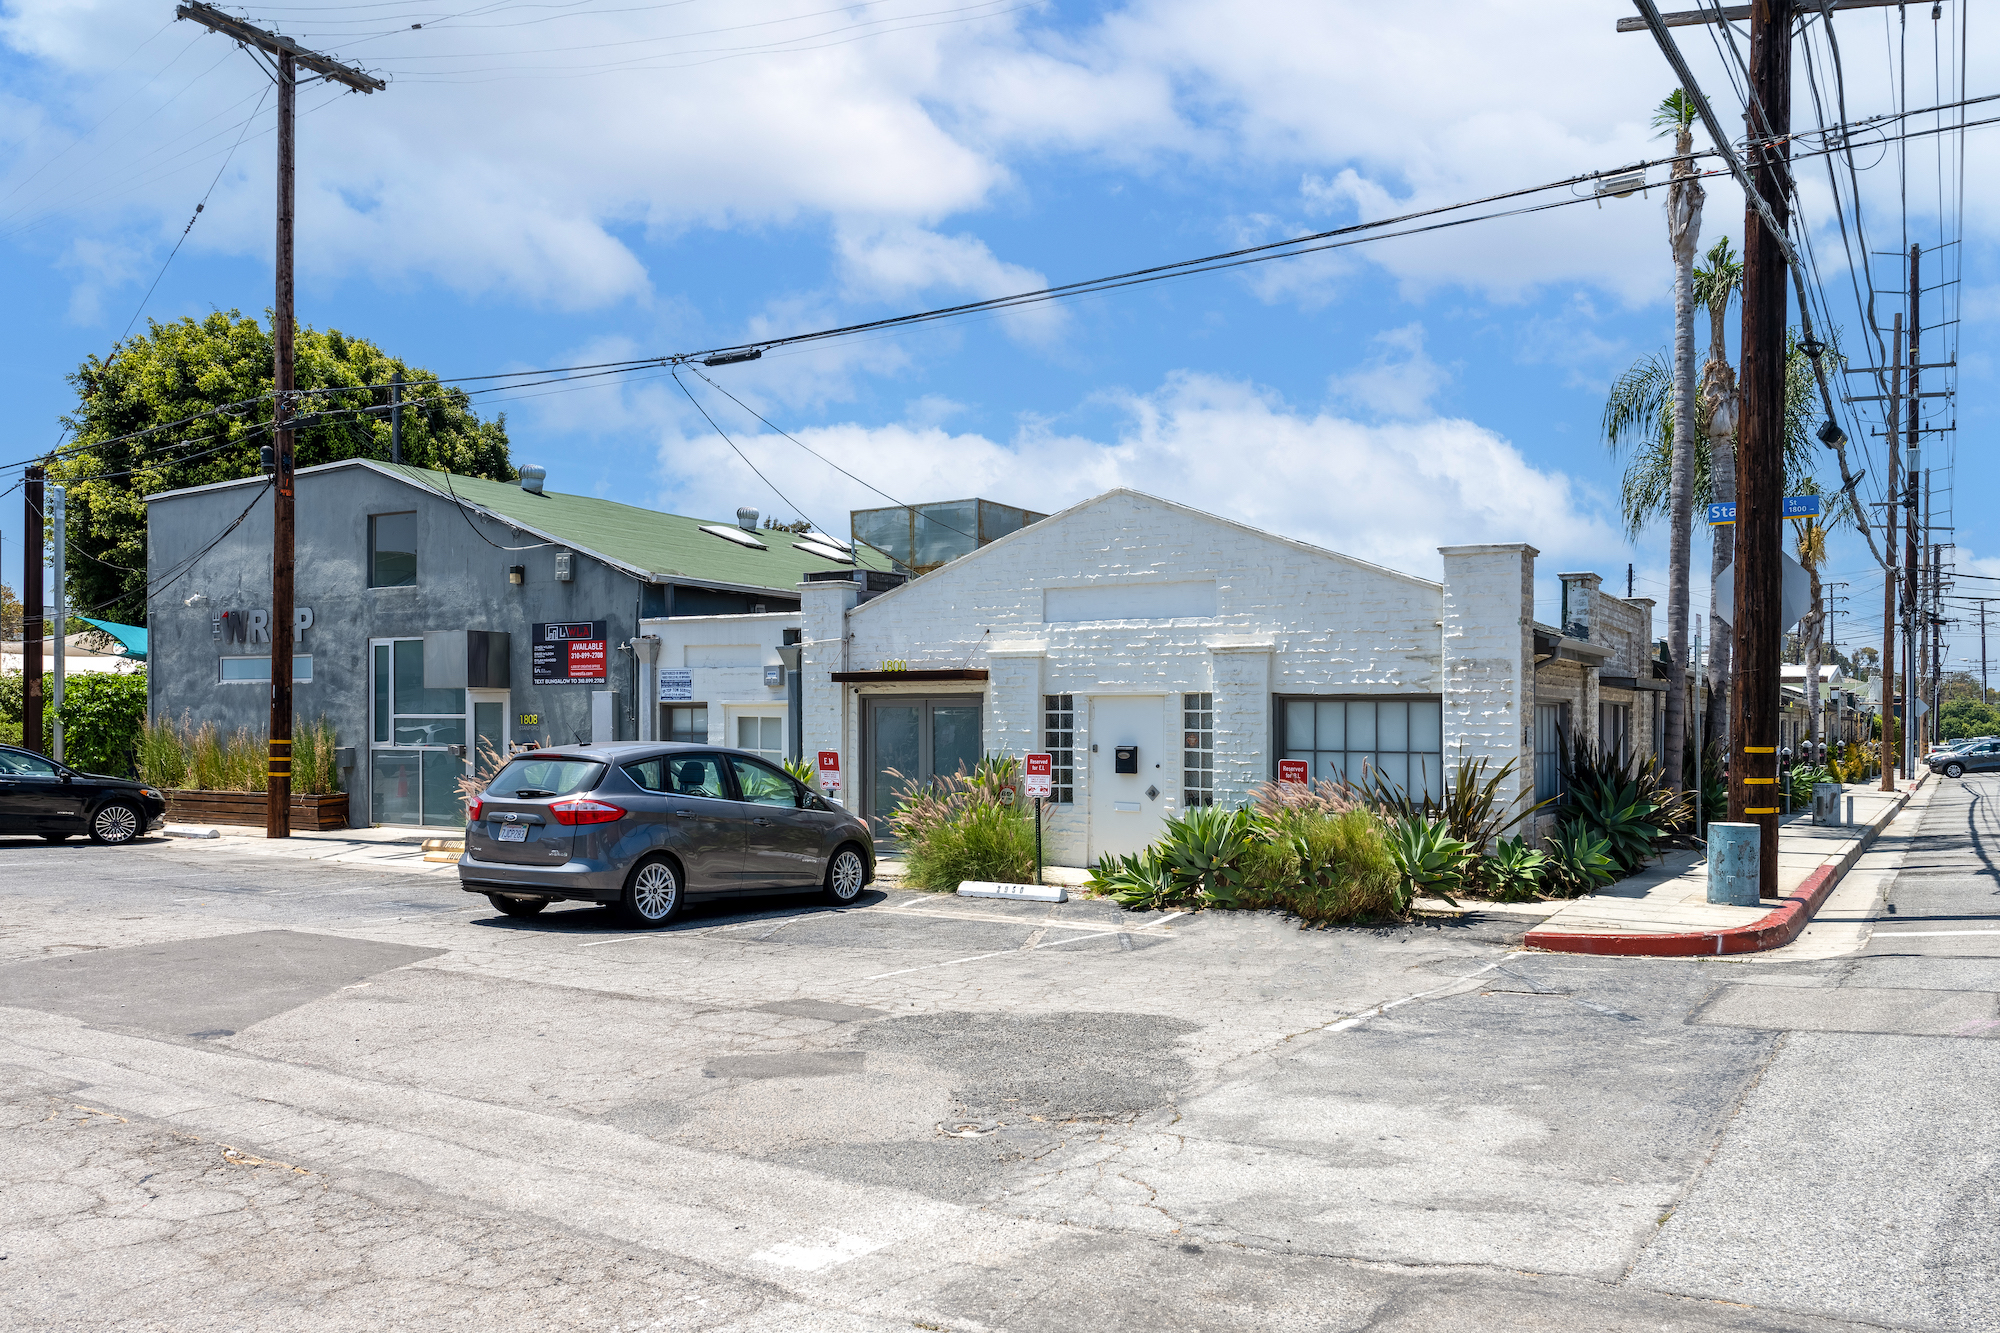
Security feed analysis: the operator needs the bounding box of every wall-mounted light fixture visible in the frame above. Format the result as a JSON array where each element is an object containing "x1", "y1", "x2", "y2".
[{"x1": 508, "y1": 564, "x2": 525, "y2": 585}]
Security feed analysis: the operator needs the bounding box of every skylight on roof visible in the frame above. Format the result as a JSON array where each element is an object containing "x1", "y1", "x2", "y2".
[
  {"x1": 803, "y1": 531, "x2": 852, "y2": 554},
  {"x1": 698, "y1": 524, "x2": 767, "y2": 550},
  {"x1": 794, "y1": 540, "x2": 852, "y2": 564}
]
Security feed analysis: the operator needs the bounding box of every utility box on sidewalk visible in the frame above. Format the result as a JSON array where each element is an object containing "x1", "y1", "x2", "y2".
[
  {"x1": 1707, "y1": 823, "x2": 1761, "y2": 906},
  {"x1": 1812, "y1": 782, "x2": 1844, "y2": 826}
]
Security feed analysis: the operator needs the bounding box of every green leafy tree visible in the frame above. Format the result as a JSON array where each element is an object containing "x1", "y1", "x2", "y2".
[
  {"x1": 0, "y1": 582, "x2": 21, "y2": 640},
  {"x1": 54, "y1": 671, "x2": 150, "y2": 775},
  {"x1": 48, "y1": 312, "x2": 515, "y2": 623}
]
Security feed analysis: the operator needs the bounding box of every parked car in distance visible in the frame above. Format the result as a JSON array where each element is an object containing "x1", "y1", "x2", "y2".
[
  {"x1": 458, "y1": 742, "x2": 875, "y2": 927},
  {"x1": 0, "y1": 744, "x2": 167, "y2": 844},
  {"x1": 1929, "y1": 741, "x2": 2000, "y2": 779}
]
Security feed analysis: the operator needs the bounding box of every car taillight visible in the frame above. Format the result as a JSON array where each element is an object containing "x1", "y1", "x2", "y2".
[
  {"x1": 467, "y1": 796, "x2": 485, "y2": 821},
  {"x1": 549, "y1": 798, "x2": 625, "y2": 826}
]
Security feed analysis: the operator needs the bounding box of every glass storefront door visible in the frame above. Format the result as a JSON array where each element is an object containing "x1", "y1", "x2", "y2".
[
  {"x1": 863, "y1": 695, "x2": 983, "y2": 838},
  {"x1": 369, "y1": 637, "x2": 477, "y2": 827}
]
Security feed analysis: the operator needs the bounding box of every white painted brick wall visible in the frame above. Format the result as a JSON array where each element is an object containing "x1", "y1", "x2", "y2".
[{"x1": 801, "y1": 492, "x2": 1559, "y2": 865}]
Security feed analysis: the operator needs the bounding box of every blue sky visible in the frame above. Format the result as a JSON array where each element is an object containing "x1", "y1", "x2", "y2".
[{"x1": 1, "y1": 0, "x2": 1991, "y2": 670}]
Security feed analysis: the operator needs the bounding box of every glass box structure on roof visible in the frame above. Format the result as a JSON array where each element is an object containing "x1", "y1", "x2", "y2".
[{"x1": 850, "y1": 499, "x2": 1048, "y2": 574}]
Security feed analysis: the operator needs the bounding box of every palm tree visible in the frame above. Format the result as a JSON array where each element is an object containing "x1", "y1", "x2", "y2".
[
  {"x1": 1694, "y1": 236, "x2": 1742, "y2": 747},
  {"x1": 1658, "y1": 90, "x2": 1703, "y2": 793},
  {"x1": 1795, "y1": 500, "x2": 1829, "y2": 753}
]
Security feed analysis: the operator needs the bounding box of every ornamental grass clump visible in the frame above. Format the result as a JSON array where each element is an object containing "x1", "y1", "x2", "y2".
[
  {"x1": 139, "y1": 712, "x2": 344, "y2": 794},
  {"x1": 1236, "y1": 807, "x2": 1402, "y2": 922},
  {"x1": 890, "y1": 755, "x2": 1035, "y2": 891}
]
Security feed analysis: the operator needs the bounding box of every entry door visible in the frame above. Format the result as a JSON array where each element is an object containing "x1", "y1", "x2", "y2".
[
  {"x1": 470, "y1": 691, "x2": 510, "y2": 783},
  {"x1": 865, "y1": 696, "x2": 984, "y2": 837},
  {"x1": 1088, "y1": 695, "x2": 1169, "y2": 862}
]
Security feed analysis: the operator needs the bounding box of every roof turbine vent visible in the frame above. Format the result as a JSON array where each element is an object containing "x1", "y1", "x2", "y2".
[
  {"x1": 736, "y1": 506, "x2": 759, "y2": 532},
  {"x1": 519, "y1": 464, "x2": 546, "y2": 494}
]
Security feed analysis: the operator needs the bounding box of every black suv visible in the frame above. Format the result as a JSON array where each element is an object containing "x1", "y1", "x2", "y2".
[{"x1": 0, "y1": 744, "x2": 168, "y2": 844}]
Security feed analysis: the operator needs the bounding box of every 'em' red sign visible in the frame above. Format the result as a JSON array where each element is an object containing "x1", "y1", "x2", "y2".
[
  {"x1": 817, "y1": 750, "x2": 841, "y2": 791},
  {"x1": 1278, "y1": 759, "x2": 1310, "y2": 785},
  {"x1": 1024, "y1": 752, "x2": 1052, "y2": 798}
]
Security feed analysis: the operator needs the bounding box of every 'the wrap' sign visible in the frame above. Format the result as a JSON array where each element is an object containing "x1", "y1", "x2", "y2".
[{"x1": 531, "y1": 620, "x2": 608, "y2": 684}]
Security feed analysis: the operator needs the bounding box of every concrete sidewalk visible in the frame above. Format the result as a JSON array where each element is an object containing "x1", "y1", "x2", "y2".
[
  {"x1": 159, "y1": 822, "x2": 460, "y2": 876},
  {"x1": 1524, "y1": 775, "x2": 1925, "y2": 956}
]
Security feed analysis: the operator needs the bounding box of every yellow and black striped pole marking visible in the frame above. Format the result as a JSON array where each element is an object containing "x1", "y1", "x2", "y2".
[{"x1": 267, "y1": 738, "x2": 293, "y2": 779}]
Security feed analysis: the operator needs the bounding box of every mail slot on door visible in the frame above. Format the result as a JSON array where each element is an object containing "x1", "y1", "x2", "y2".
[{"x1": 1114, "y1": 745, "x2": 1139, "y2": 774}]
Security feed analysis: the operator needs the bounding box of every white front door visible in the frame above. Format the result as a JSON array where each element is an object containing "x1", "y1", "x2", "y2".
[{"x1": 1087, "y1": 694, "x2": 1170, "y2": 863}]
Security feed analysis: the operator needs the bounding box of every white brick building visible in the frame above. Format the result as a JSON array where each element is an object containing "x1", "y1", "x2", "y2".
[{"x1": 794, "y1": 489, "x2": 1656, "y2": 867}]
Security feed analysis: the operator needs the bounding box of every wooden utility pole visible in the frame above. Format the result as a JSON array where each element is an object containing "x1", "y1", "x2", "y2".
[
  {"x1": 1881, "y1": 316, "x2": 1900, "y2": 792},
  {"x1": 23, "y1": 467, "x2": 43, "y2": 754},
  {"x1": 1727, "y1": 0, "x2": 1793, "y2": 895},
  {"x1": 1904, "y1": 244, "x2": 1922, "y2": 775},
  {"x1": 175, "y1": 3, "x2": 382, "y2": 837}
]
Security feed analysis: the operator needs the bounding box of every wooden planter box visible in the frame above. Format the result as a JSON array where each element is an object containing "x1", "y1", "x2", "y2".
[{"x1": 165, "y1": 789, "x2": 350, "y2": 831}]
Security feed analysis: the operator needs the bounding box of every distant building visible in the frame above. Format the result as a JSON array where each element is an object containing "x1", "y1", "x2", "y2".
[
  {"x1": 797, "y1": 488, "x2": 1650, "y2": 865},
  {"x1": 851, "y1": 498, "x2": 1046, "y2": 574}
]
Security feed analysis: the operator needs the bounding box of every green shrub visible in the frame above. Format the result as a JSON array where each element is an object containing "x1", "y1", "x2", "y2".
[
  {"x1": 1563, "y1": 775, "x2": 1666, "y2": 874},
  {"x1": 903, "y1": 800, "x2": 1036, "y2": 891},
  {"x1": 1544, "y1": 824, "x2": 1618, "y2": 897},
  {"x1": 1482, "y1": 834, "x2": 1550, "y2": 901},
  {"x1": 1788, "y1": 762, "x2": 1836, "y2": 807},
  {"x1": 890, "y1": 754, "x2": 1033, "y2": 891},
  {"x1": 1241, "y1": 807, "x2": 1402, "y2": 922},
  {"x1": 783, "y1": 757, "x2": 818, "y2": 785},
  {"x1": 51, "y1": 671, "x2": 149, "y2": 776}
]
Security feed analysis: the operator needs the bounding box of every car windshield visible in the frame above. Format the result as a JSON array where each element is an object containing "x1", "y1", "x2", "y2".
[{"x1": 484, "y1": 756, "x2": 603, "y2": 799}]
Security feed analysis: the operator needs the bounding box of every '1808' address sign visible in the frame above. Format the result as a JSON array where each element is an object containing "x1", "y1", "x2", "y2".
[{"x1": 531, "y1": 621, "x2": 608, "y2": 684}]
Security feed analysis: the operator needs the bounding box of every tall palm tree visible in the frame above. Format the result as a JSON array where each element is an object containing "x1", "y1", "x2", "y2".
[
  {"x1": 1795, "y1": 500, "x2": 1829, "y2": 752},
  {"x1": 1694, "y1": 236, "x2": 1742, "y2": 746},
  {"x1": 1658, "y1": 89, "x2": 1703, "y2": 793}
]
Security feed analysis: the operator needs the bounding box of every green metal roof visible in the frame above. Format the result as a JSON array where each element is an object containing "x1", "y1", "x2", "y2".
[{"x1": 373, "y1": 463, "x2": 890, "y2": 592}]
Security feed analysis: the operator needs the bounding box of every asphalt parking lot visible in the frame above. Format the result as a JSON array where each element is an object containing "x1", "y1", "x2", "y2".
[{"x1": 1, "y1": 807, "x2": 1994, "y2": 1332}]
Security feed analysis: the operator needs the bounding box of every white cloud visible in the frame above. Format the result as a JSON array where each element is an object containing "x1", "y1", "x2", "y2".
[
  {"x1": 1328, "y1": 323, "x2": 1447, "y2": 418},
  {"x1": 832, "y1": 222, "x2": 1062, "y2": 342},
  {"x1": 648, "y1": 369, "x2": 1623, "y2": 584}
]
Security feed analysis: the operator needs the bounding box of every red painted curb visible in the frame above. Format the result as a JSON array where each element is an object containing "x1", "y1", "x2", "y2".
[
  {"x1": 1523, "y1": 862, "x2": 1839, "y2": 957},
  {"x1": 1522, "y1": 775, "x2": 1922, "y2": 958}
]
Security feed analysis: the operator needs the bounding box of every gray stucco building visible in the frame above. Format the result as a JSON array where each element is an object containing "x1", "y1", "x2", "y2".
[{"x1": 146, "y1": 460, "x2": 877, "y2": 827}]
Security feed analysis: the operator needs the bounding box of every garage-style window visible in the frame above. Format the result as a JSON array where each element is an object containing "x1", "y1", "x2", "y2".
[
  {"x1": 664, "y1": 705, "x2": 708, "y2": 744},
  {"x1": 369, "y1": 511, "x2": 418, "y2": 587},
  {"x1": 1043, "y1": 694, "x2": 1074, "y2": 803},
  {"x1": 1281, "y1": 697, "x2": 1443, "y2": 801},
  {"x1": 1183, "y1": 692, "x2": 1214, "y2": 807}
]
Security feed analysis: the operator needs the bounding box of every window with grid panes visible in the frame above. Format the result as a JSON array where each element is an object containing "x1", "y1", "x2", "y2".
[
  {"x1": 1042, "y1": 694, "x2": 1074, "y2": 803},
  {"x1": 1281, "y1": 697, "x2": 1443, "y2": 801},
  {"x1": 1183, "y1": 692, "x2": 1215, "y2": 807}
]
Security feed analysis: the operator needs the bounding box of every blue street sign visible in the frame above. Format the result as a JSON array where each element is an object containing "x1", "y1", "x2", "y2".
[{"x1": 1706, "y1": 497, "x2": 1821, "y2": 524}]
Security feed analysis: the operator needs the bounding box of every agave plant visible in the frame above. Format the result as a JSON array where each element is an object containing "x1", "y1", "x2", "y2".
[
  {"x1": 1564, "y1": 778, "x2": 1665, "y2": 873},
  {"x1": 1088, "y1": 850, "x2": 1182, "y2": 910},
  {"x1": 1155, "y1": 805, "x2": 1259, "y2": 905},
  {"x1": 1483, "y1": 834, "x2": 1550, "y2": 902},
  {"x1": 1544, "y1": 824, "x2": 1619, "y2": 897},
  {"x1": 1386, "y1": 816, "x2": 1469, "y2": 909}
]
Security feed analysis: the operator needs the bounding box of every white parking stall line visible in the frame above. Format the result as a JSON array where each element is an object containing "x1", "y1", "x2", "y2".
[
  {"x1": 1869, "y1": 929, "x2": 2000, "y2": 937},
  {"x1": 859, "y1": 912, "x2": 1187, "y2": 981}
]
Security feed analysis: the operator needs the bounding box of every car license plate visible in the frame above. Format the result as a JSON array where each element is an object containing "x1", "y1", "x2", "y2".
[{"x1": 496, "y1": 824, "x2": 528, "y2": 843}]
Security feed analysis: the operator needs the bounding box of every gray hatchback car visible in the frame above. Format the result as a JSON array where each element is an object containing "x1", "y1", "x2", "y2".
[{"x1": 458, "y1": 743, "x2": 875, "y2": 926}]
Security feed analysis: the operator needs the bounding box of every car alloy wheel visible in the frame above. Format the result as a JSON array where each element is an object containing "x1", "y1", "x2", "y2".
[
  {"x1": 1946, "y1": 763, "x2": 1965, "y2": 778},
  {"x1": 623, "y1": 858, "x2": 680, "y2": 927},
  {"x1": 90, "y1": 802, "x2": 141, "y2": 846},
  {"x1": 825, "y1": 847, "x2": 866, "y2": 904}
]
